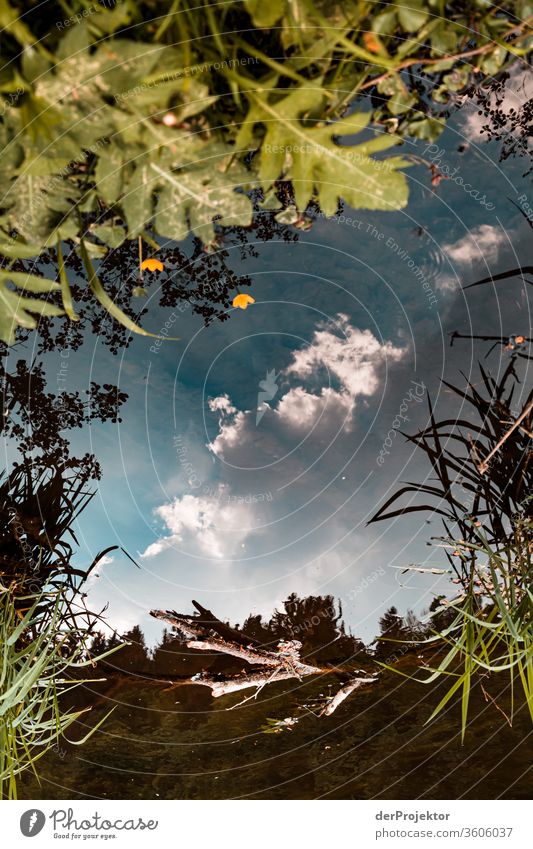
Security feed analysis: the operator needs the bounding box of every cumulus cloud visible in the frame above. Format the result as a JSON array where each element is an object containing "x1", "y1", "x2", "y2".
[
  {"x1": 208, "y1": 409, "x2": 248, "y2": 456},
  {"x1": 141, "y1": 492, "x2": 254, "y2": 560},
  {"x1": 207, "y1": 315, "x2": 406, "y2": 456},
  {"x1": 208, "y1": 394, "x2": 237, "y2": 415},
  {"x1": 286, "y1": 313, "x2": 404, "y2": 397},
  {"x1": 275, "y1": 385, "x2": 354, "y2": 430},
  {"x1": 442, "y1": 224, "x2": 508, "y2": 267}
]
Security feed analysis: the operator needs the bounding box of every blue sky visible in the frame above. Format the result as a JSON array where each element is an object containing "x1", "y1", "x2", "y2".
[{"x1": 28, "y1": 74, "x2": 532, "y2": 646}]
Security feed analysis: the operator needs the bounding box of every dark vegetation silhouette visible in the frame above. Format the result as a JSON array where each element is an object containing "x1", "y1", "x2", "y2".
[
  {"x1": 8, "y1": 209, "x2": 299, "y2": 355},
  {"x1": 468, "y1": 71, "x2": 533, "y2": 174},
  {"x1": 369, "y1": 356, "x2": 533, "y2": 564},
  {"x1": 92, "y1": 594, "x2": 427, "y2": 682}
]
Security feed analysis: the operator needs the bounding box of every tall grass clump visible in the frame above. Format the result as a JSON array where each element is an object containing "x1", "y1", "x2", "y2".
[
  {"x1": 0, "y1": 587, "x2": 120, "y2": 799},
  {"x1": 371, "y1": 357, "x2": 533, "y2": 738},
  {"x1": 0, "y1": 459, "x2": 124, "y2": 798}
]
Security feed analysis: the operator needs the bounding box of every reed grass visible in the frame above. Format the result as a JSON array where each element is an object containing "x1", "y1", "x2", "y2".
[
  {"x1": 372, "y1": 357, "x2": 533, "y2": 737},
  {"x1": 0, "y1": 585, "x2": 122, "y2": 799}
]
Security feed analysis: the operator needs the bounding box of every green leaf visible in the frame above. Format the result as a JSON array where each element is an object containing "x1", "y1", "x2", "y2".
[
  {"x1": 118, "y1": 71, "x2": 215, "y2": 120},
  {"x1": 245, "y1": 0, "x2": 285, "y2": 27},
  {"x1": 430, "y1": 25, "x2": 458, "y2": 57},
  {"x1": 94, "y1": 41, "x2": 167, "y2": 94},
  {"x1": 91, "y1": 223, "x2": 126, "y2": 249},
  {"x1": 55, "y1": 22, "x2": 90, "y2": 62},
  {"x1": 396, "y1": 0, "x2": 429, "y2": 32},
  {"x1": 372, "y1": 10, "x2": 398, "y2": 36},
  {"x1": 480, "y1": 46, "x2": 508, "y2": 76},
  {"x1": 237, "y1": 87, "x2": 410, "y2": 215},
  {"x1": 0, "y1": 270, "x2": 63, "y2": 345},
  {"x1": 56, "y1": 240, "x2": 79, "y2": 321},
  {"x1": 0, "y1": 240, "x2": 42, "y2": 259},
  {"x1": 153, "y1": 150, "x2": 253, "y2": 242},
  {"x1": 0, "y1": 270, "x2": 61, "y2": 293},
  {"x1": 378, "y1": 74, "x2": 417, "y2": 115},
  {"x1": 94, "y1": 143, "x2": 124, "y2": 205},
  {"x1": 121, "y1": 159, "x2": 154, "y2": 238},
  {"x1": 407, "y1": 117, "x2": 445, "y2": 141},
  {"x1": 3, "y1": 173, "x2": 80, "y2": 245},
  {"x1": 92, "y1": 2, "x2": 134, "y2": 34},
  {"x1": 442, "y1": 67, "x2": 470, "y2": 92},
  {"x1": 21, "y1": 46, "x2": 51, "y2": 83}
]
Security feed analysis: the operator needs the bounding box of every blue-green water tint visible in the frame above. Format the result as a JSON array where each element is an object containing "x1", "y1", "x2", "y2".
[
  {"x1": 50, "y1": 81, "x2": 532, "y2": 649},
  {"x1": 7, "y1": 71, "x2": 533, "y2": 800}
]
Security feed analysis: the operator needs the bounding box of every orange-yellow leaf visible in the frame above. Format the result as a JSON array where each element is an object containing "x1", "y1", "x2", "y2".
[
  {"x1": 363, "y1": 32, "x2": 381, "y2": 54},
  {"x1": 233, "y1": 293, "x2": 255, "y2": 310},
  {"x1": 141, "y1": 258, "x2": 164, "y2": 272}
]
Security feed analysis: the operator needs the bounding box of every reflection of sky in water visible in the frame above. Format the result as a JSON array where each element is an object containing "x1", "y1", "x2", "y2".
[{"x1": 26, "y1": 83, "x2": 532, "y2": 644}]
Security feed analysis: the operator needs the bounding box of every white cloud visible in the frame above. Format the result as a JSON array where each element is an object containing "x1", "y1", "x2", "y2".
[
  {"x1": 208, "y1": 394, "x2": 237, "y2": 415},
  {"x1": 286, "y1": 314, "x2": 405, "y2": 399},
  {"x1": 276, "y1": 385, "x2": 354, "y2": 430},
  {"x1": 141, "y1": 492, "x2": 254, "y2": 560},
  {"x1": 208, "y1": 408, "x2": 248, "y2": 457},
  {"x1": 442, "y1": 224, "x2": 508, "y2": 267},
  {"x1": 207, "y1": 315, "x2": 406, "y2": 457}
]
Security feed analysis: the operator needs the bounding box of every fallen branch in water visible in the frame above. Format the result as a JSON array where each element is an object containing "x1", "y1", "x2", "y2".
[
  {"x1": 192, "y1": 667, "x2": 320, "y2": 698},
  {"x1": 150, "y1": 605, "x2": 379, "y2": 716},
  {"x1": 150, "y1": 608, "x2": 316, "y2": 671},
  {"x1": 319, "y1": 675, "x2": 379, "y2": 716}
]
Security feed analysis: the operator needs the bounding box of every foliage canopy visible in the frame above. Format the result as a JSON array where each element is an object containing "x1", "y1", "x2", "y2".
[{"x1": 0, "y1": 0, "x2": 531, "y2": 342}]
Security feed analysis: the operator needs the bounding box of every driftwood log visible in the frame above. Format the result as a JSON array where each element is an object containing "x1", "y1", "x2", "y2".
[{"x1": 150, "y1": 601, "x2": 378, "y2": 716}]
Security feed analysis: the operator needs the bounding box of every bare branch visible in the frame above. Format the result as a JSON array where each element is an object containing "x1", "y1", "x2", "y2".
[
  {"x1": 319, "y1": 675, "x2": 379, "y2": 716},
  {"x1": 192, "y1": 667, "x2": 321, "y2": 698},
  {"x1": 150, "y1": 605, "x2": 379, "y2": 719}
]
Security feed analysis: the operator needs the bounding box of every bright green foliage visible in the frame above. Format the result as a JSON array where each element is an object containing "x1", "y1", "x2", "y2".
[
  {"x1": 237, "y1": 88, "x2": 410, "y2": 213},
  {"x1": 377, "y1": 517, "x2": 533, "y2": 740},
  {"x1": 0, "y1": 588, "x2": 121, "y2": 799},
  {"x1": 423, "y1": 522, "x2": 533, "y2": 740},
  {"x1": 0, "y1": 0, "x2": 529, "y2": 342},
  {"x1": 0, "y1": 270, "x2": 63, "y2": 345}
]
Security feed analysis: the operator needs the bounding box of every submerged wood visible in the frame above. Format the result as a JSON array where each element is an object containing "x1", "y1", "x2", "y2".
[
  {"x1": 150, "y1": 606, "x2": 379, "y2": 716},
  {"x1": 319, "y1": 676, "x2": 379, "y2": 716},
  {"x1": 193, "y1": 668, "x2": 321, "y2": 698}
]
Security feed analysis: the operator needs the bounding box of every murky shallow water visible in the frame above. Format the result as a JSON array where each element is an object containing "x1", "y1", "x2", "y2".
[{"x1": 19, "y1": 659, "x2": 532, "y2": 800}]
